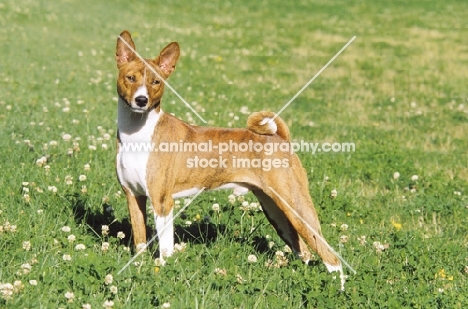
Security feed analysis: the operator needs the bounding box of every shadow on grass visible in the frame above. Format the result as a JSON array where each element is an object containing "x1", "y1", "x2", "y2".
[
  {"x1": 69, "y1": 193, "x2": 134, "y2": 244},
  {"x1": 175, "y1": 222, "x2": 224, "y2": 245},
  {"x1": 69, "y1": 194, "x2": 266, "y2": 254}
]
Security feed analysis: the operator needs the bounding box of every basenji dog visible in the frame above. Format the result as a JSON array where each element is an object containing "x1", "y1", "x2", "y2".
[{"x1": 115, "y1": 30, "x2": 343, "y2": 278}]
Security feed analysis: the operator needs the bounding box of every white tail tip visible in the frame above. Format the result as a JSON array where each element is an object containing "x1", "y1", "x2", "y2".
[{"x1": 259, "y1": 117, "x2": 277, "y2": 134}]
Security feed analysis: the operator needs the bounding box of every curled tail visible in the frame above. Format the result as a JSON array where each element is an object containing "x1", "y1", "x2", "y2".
[{"x1": 246, "y1": 111, "x2": 290, "y2": 141}]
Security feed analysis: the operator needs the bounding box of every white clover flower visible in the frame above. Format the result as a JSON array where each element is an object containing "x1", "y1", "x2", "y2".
[
  {"x1": 62, "y1": 134, "x2": 72, "y2": 141},
  {"x1": 212, "y1": 203, "x2": 220, "y2": 212},
  {"x1": 22, "y1": 241, "x2": 31, "y2": 251},
  {"x1": 67, "y1": 234, "x2": 76, "y2": 243},
  {"x1": 174, "y1": 242, "x2": 186, "y2": 253},
  {"x1": 65, "y1": 291, "x2": 74, "y2": 302},
  {"x1": 75, "y1": 244, "x2": 86, "y2": 250},
  {"x1": 84, "y1": 163, "x2": 91, "y2": 171},
  {"x1": 249, "y1": 202, "x2": 259, "y2": 210},
  {"x1": 79, "y1": 175, "x2": 87, "y2": 182},
  {"x1": 101, "y1": 242, "x2": 110, "y2": 252},
  {"x1": 22, "y1": 194, "x2": 31, "y2": 203},
  {"x1": 63, "y1": 254, "x2": 72, "y2": 261},
  {"x1": 247, "y1": 254, "x2": 257, "y2": 263},
  {"x1": 103, "y1": 300, "x2": 114, "y2": 309},
  {"x1": 36, "y1": 156, "x2": 48, "y2": 167},
  {"x1": 101, "y1": 225, "x2": 109, "y2": 236},
  {"x1": 214, "y1": 268, "x2": 227, "y2": 276},
  {"x1": 0, "y1": 283, "x2": 14, "y2": 300},
  {"x1": 340, "y1": 224, "x2": 348, "y2": 231},
  {"x1": 162, "y1": 302, "x2": 171, "y2": 308},
  {"x1": 82, "y1": 304, "x2": 91, "y2": 309},
  {"x1": 48, "y1": 186, "x2": 58, "y2": 193},
  {"x1": 110, "y1": 285, "x2": 118, "y2": 294},
  {"x1": 21, "y1": 263, "x2": 32, "y2": 274},
  {"x1": 61, "y1": 226, "x2": 71, "y2": 233},
  {"x1": 65, "y1": 175, "x2": 73, "y2": 185},
  {"x1": 373, "y1": 241, "x2": 389, "y2": 253},
  {"x1": 29, "y1": 280, "x2": 38, "y2": 286},
  {"x1": 330, "y1": 189, "x2": 338, "y2": 198},
  {"x1": 104, "y1": 274, "x2": 113, "y2": 285},
  {"x1": 393, "y1": 172, "x2": 400, "y2": 180},
  {"x1": 154, "y1": 258, "x2": 164, "y2": 267},
  {"x1": 117, "y1": 231, "x2": 125, "y2": 239},
  {"x1": 411, "y1": 175, "x2": 419, "y2": 181}
]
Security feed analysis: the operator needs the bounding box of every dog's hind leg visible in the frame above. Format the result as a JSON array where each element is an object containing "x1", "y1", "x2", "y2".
[
  {"x1": 260, "y1": 184, "x2": 341, "y2": 271},
  {"x1": 253, "y1": 189, "x2": 312, "y2": 262}
]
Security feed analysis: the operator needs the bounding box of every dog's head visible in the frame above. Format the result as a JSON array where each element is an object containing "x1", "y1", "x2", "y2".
[{"x1": 115, "y1": 30, "x2": 180, "y2": 113}]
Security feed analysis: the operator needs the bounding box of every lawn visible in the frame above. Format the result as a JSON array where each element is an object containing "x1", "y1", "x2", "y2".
[{"x1": 0, "y1": 0, "x2": 467, "y2": 308}]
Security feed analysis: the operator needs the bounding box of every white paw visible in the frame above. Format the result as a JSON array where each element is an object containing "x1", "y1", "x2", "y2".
[{"x1": 324, "y1": 263, "x2": 347, "y2": 291}]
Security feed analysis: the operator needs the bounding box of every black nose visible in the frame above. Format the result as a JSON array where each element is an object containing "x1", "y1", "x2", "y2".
[{"x1": 135, "y1": 96, "x2": 148, "y2": 107}]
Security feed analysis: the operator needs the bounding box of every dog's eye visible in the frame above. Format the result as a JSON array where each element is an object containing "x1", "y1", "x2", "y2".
[
  {"x1": 126, "y1": 75, "x2": 135, "y2": 83},
  {"x1": 151, "y1": 79, "x2": 161, "y2": 85}
]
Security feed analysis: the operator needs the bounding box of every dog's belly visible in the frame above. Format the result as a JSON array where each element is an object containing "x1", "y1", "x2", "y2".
[
  {"x1": 172, "y1": 183, "x2": 249, "y2": 199},
  {"x1": 116, "y1": 150, "x2": 149, "y2": 196}
]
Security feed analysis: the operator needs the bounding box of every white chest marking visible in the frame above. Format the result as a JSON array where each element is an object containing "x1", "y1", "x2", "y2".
[{"x1": 117, "y1": 98, "x2": 160, "y2": 196}]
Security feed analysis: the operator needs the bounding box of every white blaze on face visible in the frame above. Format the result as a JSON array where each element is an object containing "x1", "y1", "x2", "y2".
[
  {"x1": 132, "y1": 85, "x2": 149, "y2": 103},
  {"x1": 131, "y1": 67, "x2": 149, "y2": 111}
]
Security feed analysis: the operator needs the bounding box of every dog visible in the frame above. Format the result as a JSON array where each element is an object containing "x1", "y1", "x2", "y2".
[{"x1": 115, "y1": 30, "x2": 342, "y2": 277}]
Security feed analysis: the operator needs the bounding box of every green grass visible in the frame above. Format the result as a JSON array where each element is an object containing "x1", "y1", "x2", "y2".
[{"x1": 1, "y1": 0, "x2": 468, "y2": 307}]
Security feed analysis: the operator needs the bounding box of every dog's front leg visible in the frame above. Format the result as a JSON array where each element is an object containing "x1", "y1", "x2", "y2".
[
  {"x1": 150, "y1": 191, "x2": 175, "y2": 261},
  {"x1": 123, "y1": 189, "x2": 148, "y2": 250},
  {"x1": 153, "y1": 207, "x2": 174, "y2": 261}
]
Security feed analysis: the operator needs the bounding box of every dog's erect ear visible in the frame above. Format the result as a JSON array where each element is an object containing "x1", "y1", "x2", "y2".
[
  {"x1": 116, "y1": 30, "x2": 136, "y2": 68},
  {"x1": 157, "y1": 42, "x2": 180, "y2": 77}
]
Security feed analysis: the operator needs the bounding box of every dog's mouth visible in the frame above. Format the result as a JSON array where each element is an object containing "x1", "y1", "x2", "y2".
[{"x1": 129, "y1": 105, "x2": 148, "y2": 113}]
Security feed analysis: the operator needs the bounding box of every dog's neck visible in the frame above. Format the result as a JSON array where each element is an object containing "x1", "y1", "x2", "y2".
[{"x1": 117, "y1": 97, "x2": 161, "y2": 141}]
